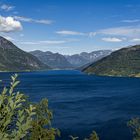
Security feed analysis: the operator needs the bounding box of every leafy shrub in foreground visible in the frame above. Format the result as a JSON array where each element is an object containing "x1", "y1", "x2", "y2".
[
  {"x1": 0, "y1": 74, "x2": 59, "y2": 140},
  {"x1": 128, "y1": 118, "x2": 140, "y2": 140},
  {"x1": 30, "y1": 99, "x2": 60, "y2": 140},
  {"x1": 70, "y1": 131, "x2": 99, "y2": 140},
  {"x1": 84, "y1": 131, "x2": 99, "y2": 140}
]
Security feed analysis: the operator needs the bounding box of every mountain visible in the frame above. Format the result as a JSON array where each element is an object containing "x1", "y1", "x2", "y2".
[
  {"x1": 0, "y1": 36, "x2": 49, "y2": 71},
  {"x1": 65, "y1": 54, "x2": 88, "y2": 67},
  {"x1": 30, "y1": 50, "x2": 112, "y2": 69},
  {"x1": 30, "y1": 50, "x2": 74, "y2": 69},
  {"x1": 83, "y1": 45, "x2": 140, "y2": 77},
  {"x1": 65, "y1": 50, "x2": 112, "y2": 67}
]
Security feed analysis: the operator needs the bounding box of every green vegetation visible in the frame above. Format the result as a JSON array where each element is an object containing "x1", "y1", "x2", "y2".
[
  {"x1": 30, "y1": 99, "x2": 60, "y2": 140},
  {"x1": 69, "y1": 131, "x2": 99, "y2": 140},
  {"x1": 0, "y1": 74, "x2": 59, "y2": 140},
  {"x1": 128, "y1": 118, "x2": 140, "y2": 140},
  {"x1": 84, "y1": 131, "x2": 99, "y2": 140},
  {"x1": 83, "y1": 45, "x2": 140, "y2": 77}
]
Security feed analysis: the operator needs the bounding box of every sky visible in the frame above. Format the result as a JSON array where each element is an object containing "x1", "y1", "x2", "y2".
[{"x1": 0, "y1": 0, "x2": 140, "y2": 54}]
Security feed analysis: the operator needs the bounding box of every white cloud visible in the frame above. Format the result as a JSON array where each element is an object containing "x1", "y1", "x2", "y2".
[
  {"x1": 56, "y1": 30, "x2": 86, "y2": 36},
  {"x1": 14, "y1": 16, "x2": 53, "y2": 25},
  {"x1": 19, "y1": 39, "x2": 75, "y2": 45},
  {"x1": 39, "y1": 40, "x2": 67, "y2": 44},
  {"x1": 35, "y1": 20, "x2": 53, "y2": 24},
  {"x1": 0, "y1": 16, "x2": 22, "y2": 33},
  {"x1": 56, "y1": 26, "x2": 140, "y2": 39},
  {"x1": 0, "y1": 4, "x2": 15, "y2": 11},
  {"x1": 14, "y1": 16, "x2": 31, "y2": 22},
  {"x1": 19, "y1": 38, "x2": 80, "y2": 46},
  {"x1": 20, "y1": 42, "x2": 40, "y2": 45},
  {"x1": 56, "y1": 30, "x2": 98, "y2": 38},
  {"x1": 130, "y1": 38, "x2": 140, "y2": 42},
  {"x1": 102, "y1": 37, "x2": 123, "y2": 42},
  {"x1": 121, "y1": 19, "x2": 140, "y2": 23},
  {"x1": 98, "y1": 26, "x2": 140, "y2": 37}
]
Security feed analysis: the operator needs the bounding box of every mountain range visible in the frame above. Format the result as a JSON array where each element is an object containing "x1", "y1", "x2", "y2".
[
  {"x1": 83, "y1": 45, "x2": 140, "y2": 77},
  {"x1": 30, "y1": 50, "x2": 74, "y2": 69},
  {"x1": 0, "y1": 36, "x2": 50, "y2": 71},
  {"x1": 2, "y1": 35, "x2": 140, "y2": 77},
  {"x1": 30, "y1": 50, "x2": 112, "y2": 69},
  {"x1": 0, "y1": 36, "x2": 112, "y2": 71}
]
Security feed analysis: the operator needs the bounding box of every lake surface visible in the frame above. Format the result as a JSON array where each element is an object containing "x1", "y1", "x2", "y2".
[{"x1": 0, "y1": 70, "x2": 140, "y2": 140}]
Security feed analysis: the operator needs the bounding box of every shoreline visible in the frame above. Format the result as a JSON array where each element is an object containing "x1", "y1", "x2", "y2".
[{"x1": 0, "y1": 69, "x2": 140, "y2": 78}]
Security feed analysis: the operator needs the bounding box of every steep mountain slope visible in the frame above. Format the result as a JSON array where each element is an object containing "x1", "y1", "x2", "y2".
[
  {"x1": 0, "y1": 36, "x2": 49, "y2": 71},
  {"x1": 65, "y1": 50, "x2": 112, "y2": 67},
  {"x1": 83, "y1": 45, "x2": 140, "y2": 77},
  {"x1": 30, "y1": 50, "x2": 74, "y2": 69}
]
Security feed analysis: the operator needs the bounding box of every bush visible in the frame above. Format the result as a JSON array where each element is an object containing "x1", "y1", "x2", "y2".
[
  {"x1": 128, "y1": 118, "x2": 140, "y2": 140},
  {"x1": 30, "y1": 99, "x2": 60, "y2": 140},
  {"x1": 84, "y1": 131, "x2": 99, "y2": 140},
  {"x1": 0, "y1": 74, "x2": 59, "y2": 140},
  {"x1": 70, "y1": 131, "x2": 99, "y2": 140}
]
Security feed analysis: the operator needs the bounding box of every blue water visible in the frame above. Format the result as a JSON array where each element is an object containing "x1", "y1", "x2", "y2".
[{"x1": 0, "y1": 70, "x2": 140, "y2": 140}]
